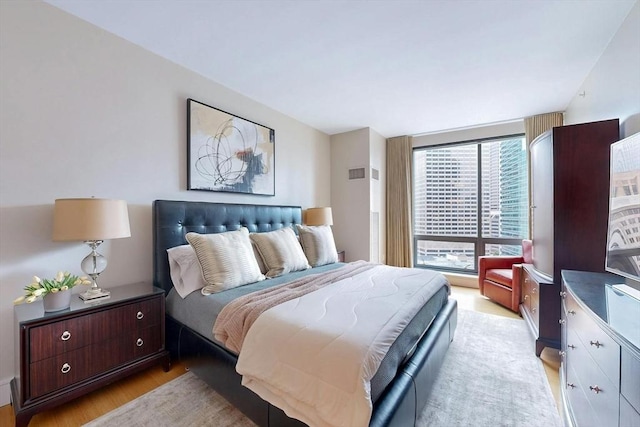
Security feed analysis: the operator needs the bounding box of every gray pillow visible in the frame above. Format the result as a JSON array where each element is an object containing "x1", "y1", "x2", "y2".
[
  {"x1": 250, "y1": 227, "x2": 310, "y2": 278},
  {"x1": 296, "y1": 225, "x2": 339, "y2": 267},
  {"x1": 186, "y1": 228, "x2": 265, "y2": 294}
]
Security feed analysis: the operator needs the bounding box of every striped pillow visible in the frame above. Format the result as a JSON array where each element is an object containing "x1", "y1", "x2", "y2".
[
  {"x1": 250, "y1": 227, "x2": 311, "y2": 278},
  {"x1": 296, "y1": 225, "x2": 339, "y2": 267},
  {"x1": 186, "y1": 228, "x2": 265, "y2": 294}
]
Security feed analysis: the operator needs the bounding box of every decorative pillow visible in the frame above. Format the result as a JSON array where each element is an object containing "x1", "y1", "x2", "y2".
[
  {"x1": 250, "y1": 227, "x2": 311, "y2": 278},
  {"x1": 186, "y1": 228, "x2": 265, "y2": 294},
  {"x1": 296, "y1": 224, "x2": 339, "y2": 267},
  {"x1": 251, "y1": 240, "x2": 268, "y2": 275},
  {"x1": 167, "y1": 245, "x2": 208, "y2": 298}
]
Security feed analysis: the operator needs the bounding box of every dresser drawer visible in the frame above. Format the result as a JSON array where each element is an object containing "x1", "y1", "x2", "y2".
[
  {"x1": 521, "y1": 269, "x2": 539, "y2": 329},
  {"x1": 566, "y1": 363, "x2": 595, "y2": 427},
  {"x1": 621, "y1": 347, "x2": 640, "y2": 412},
  {"x1": 570, "y1": 335, "x2": 619, "y2": 426},
  {"x1": 566, "y1": 291, "x2": 620, "y2": 385},
  {"x1": 621, "y1": 395, "x2": 640, "y2": 427}
]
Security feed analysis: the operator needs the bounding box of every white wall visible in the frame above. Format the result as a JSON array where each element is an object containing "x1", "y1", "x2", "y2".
[
  {"x1": 369, "y1": 129, "x2": 386, "y2": 264},
  {"x1": 564, "y1": 1, "x2": 640, "y2": 138},
  {"x1": 0, "y1": 1, "x2": 331, "y2": 405},
  {"x1": 329, "y1": 128, "x2": 386, "y2": 264},
  {"x1": 330, "y1": 129, "x2": 371, "y2": 261}
]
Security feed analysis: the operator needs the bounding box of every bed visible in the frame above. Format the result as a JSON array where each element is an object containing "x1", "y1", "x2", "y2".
[{"x1": 152, "y1": 199, "x2": 457, "y2": 426}]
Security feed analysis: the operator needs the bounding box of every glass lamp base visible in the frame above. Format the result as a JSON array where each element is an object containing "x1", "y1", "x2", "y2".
[{"x1": 79, "y1": 287, "x2": 111, "y2": 302}]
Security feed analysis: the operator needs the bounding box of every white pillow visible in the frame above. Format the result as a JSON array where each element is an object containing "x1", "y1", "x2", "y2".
[
  {"x1": 186, "y1": 228, "x2": 265, "y2": 294},
  {"x1": 167, "y1": 244, "x2": 207, "y2": 298},
  {"x1": 250, "y1": 227, "x2": 310, "y2": 278},
  {"x1": 296, "y1": 224, "x2": 339, "y2": 267}
]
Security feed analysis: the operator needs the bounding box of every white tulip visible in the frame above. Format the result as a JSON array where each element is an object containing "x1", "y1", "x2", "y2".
[{"x1": 32, "y1": 276, "x2": 41, "y2": 283}]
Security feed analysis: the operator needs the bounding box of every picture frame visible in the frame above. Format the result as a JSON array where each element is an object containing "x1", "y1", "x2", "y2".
[{"x1": 187, "y1": 98, "x2": 275, "y2": 196}]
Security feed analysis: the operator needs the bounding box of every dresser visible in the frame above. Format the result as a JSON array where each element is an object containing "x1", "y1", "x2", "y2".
[
  {"x1": 524, "y1": 119, "x2": 619, "y2": 356},
  {"x1": 11, "y1": 282, "x2": 170, "y2": 427},
  {"x1": 560, "y1": 270, "x2": 640, "y2": 427}
]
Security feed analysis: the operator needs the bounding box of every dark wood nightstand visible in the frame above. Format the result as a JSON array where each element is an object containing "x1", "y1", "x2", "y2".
[
  {"x1": 11, "y1": 282, "x2": 170, "y2": 427},
  {"x1": 338, "y1": 250, "x2": 345, "y2": 262}
]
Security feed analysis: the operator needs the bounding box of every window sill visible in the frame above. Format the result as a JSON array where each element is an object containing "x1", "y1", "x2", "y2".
[{"x1": 442, "y1": 272, "x2": 478, "y2": 288}]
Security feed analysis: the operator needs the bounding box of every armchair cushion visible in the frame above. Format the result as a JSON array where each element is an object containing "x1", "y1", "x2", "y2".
[{"x1": 485, "y1": 269, "x2": 514, "y2": 288}]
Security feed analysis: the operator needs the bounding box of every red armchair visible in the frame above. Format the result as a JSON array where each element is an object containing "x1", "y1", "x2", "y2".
[{"x1": 478, "y1": 240, "x2": 533, "y2": 312}]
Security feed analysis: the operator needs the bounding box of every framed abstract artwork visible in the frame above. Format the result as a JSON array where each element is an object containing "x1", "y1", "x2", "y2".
[{"x1": 187, "y1": 98, "x2": 275, "y2": 195}]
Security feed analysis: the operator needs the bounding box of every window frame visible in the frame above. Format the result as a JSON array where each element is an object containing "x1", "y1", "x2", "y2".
[{"x1": 412, "y1": 133, "x2": 528, "y2": 274}]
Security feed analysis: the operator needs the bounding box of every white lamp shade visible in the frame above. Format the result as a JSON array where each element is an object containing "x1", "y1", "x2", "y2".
[
  {"x1": 305, "y1": 207, "x2": 333, "y2": 226},
  {"x1": 53, "y1": 198, "x2": 131, "y2": 241}
]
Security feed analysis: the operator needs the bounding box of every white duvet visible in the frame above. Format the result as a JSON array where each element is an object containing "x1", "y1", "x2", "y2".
[{"x1": 235, "y1": 264, "x2": 448, "y2": 427}]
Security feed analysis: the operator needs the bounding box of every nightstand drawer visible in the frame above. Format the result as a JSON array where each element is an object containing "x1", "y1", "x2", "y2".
[
  {"x1": 107, "y1": 298, "x2": 162, "y2": 338},
  {"x1": 30, "y1": 314, "x2": 93, "y2": 362},
  {"x1": 29, "y1": 346, "x2": 94, "y2": 399}
]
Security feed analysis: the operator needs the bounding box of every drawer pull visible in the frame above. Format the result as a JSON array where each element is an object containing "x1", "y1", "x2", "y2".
[
  {"x1": 560, "y1": 291, "x2": 567, "y2": 298},
  {"x1": 568, "y1": 344, "x2": 576, "y2": 349},
  {"x1": 559, "y1": 319, "x2": 566, "y2": 325},
  {"x1": 567, "y1": 383, "x2": 576, "y2": 389},
  {"x1": 524, "y1": 278, "x2": 529, "y2": 284},
  {"x1": 559, "y1": 351, "x2": 566, "y2": 357},
  {"x1": 136, "y1": 338, "x2": 144, "y2": 347},
  {"x1": 531, "y1": 287, "x2": 537, "y2": 294},
  {"x1": 524, "y1": 295, "x2": 529, "y2": 300},
  {"x1": 532, "y1": 307, "x2": 537, "y2": 314},
  {"x1": 589, "y1": 385, "x2": 602, "y2": 394},
  {"x1": 590, "y1": 340, "x2": 603, "y2": 348},
  {"x1": 568, "y1": 310, "x2": 576, "y2": 316},
  {"x1": 60, "y1": 331, "x2": 71, "y2": 341},
  {"x1": 61, "y1": 363, "x2": 71, "y2": 374},
  {"x1": 137, "y1": 311, "x2": 144, "y2": 320}
]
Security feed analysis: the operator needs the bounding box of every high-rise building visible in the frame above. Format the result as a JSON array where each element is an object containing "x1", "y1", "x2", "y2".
[{"x1": 413, "y1": 137, "x2": 528, "y2": 270}]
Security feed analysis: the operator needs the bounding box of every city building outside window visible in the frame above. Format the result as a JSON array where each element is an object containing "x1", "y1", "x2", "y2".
[{"x1": 413, "y1": 135, "x2": 529, "y2": 273}]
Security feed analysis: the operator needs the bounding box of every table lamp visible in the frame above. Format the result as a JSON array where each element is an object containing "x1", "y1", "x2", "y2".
[
  {"x1": 305, "y1": 207, "x2": 333, "y2": 226},
  {"x1": 52, "y1": 198, "x2": 131, "y2": 301}
]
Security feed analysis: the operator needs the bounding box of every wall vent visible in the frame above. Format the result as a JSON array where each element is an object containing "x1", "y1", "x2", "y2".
[
  {"x1": 371, "y1": 168, "x2": 379, "y2": 180},
  {"x1": 348, "y1": 168, "x2": 366, "y2": 180}
]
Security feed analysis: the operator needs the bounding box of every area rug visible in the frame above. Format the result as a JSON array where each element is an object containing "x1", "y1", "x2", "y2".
[{"x1": 85, "y1": 310, "x2": 561, "y2": 427}]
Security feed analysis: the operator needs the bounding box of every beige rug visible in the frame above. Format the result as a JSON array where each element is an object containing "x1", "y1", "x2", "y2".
[{"x1": 85, "y1": 310, "x2": 561, "y2": 427}]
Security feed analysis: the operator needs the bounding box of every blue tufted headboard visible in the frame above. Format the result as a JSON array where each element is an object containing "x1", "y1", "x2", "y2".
[{"x1": 152, "y1": 200, "x2": 303, "y2": 294}]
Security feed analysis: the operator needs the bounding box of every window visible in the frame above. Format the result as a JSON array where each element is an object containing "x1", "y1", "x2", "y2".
[{"x1": 413, "y1": 135, "x2": 529, "y2": 273}]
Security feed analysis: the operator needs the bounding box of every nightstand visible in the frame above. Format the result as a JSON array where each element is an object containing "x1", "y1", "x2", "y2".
[
  {"x1": 338, "y1": 250, "x2": 345, "y2": 262},
  {"x1": 11, "y1": 282, "x2": 170, "y2": 427}
]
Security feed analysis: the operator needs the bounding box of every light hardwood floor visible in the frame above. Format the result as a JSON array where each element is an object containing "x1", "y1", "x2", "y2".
[{"x1": 0, "y1": 286, "x2": 561, "y2": 426}]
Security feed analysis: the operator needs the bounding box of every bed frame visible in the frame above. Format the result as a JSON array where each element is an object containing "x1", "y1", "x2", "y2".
[{"x1": 152, "y1": 199, "x2": 457, "y2": 426}]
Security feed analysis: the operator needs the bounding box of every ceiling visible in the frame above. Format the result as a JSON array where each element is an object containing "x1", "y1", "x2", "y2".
[{"x1": 45, "y1": 0, "x2": 636, "y2": 138}]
